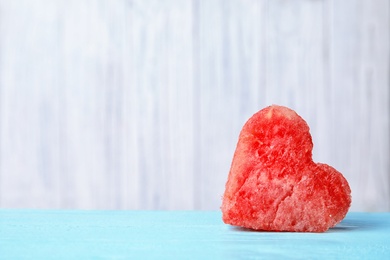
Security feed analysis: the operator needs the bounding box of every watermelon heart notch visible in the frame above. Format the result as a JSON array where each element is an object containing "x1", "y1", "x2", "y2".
[{"x1": 221, "y1": 105, "x2": 351, "y2": 232}]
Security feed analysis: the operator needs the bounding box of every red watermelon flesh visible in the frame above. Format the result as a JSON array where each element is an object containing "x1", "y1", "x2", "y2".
[{"x1": 221, "y1": 105, "x2": 351, "y2": 232}]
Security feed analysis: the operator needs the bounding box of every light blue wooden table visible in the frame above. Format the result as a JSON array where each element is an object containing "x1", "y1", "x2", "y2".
[{"x1": 1, "y1": 210, "x2": 389, "y2": 259}]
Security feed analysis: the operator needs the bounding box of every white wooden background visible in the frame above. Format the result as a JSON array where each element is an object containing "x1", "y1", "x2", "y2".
[{"x1": 0, "y1": 0, "x2": 389, "y2": 211}]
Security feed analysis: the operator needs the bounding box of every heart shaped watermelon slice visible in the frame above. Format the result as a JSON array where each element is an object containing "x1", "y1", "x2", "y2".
[{"x1": 221, "y1": 105, "x2": 351, "y2": 232}]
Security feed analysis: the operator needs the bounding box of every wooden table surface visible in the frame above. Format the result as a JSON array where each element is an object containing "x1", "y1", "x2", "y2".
[{"x1": 1, "y1": 210, "x2": 389, "y2": 259}]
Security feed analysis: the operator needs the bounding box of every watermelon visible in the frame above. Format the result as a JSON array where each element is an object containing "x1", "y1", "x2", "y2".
[{"x1": 221, "y1": 105, "x2": 351, "y2": 232}]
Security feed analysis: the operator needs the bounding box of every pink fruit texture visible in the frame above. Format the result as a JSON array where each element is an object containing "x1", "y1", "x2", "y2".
[{"x1": 221, "y1": 105, "x2": 351, "y2": 232}]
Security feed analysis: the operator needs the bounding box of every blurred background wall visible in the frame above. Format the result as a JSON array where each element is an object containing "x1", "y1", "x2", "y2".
[{"x1": 0, "y1": 0, "x2": 389, "y2": 211}]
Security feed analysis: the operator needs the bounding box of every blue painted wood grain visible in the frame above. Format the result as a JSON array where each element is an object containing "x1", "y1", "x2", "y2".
[
  {"x1": 1, "y1": 210, "x2": 390, "y2": 258},
  {"x1": 0, "y1": 0, "x2": 388, "y2": 211}
]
